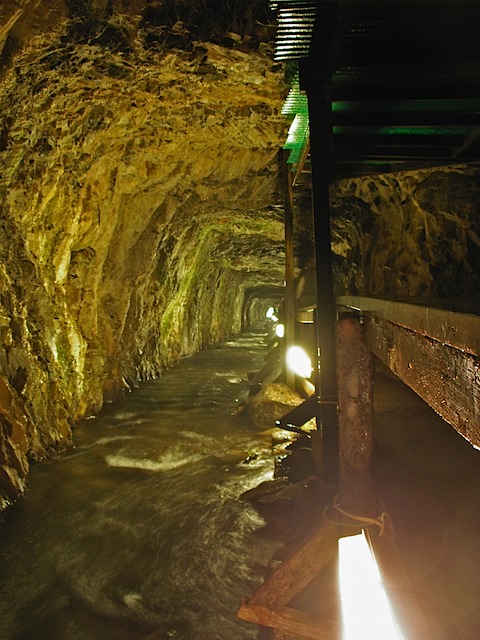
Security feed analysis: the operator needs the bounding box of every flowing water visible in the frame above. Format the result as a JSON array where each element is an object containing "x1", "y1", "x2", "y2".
[{"x1": 0, "y1": 331, "x2": 280, "y2": 640}]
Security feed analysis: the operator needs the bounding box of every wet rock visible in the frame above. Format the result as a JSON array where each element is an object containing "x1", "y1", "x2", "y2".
[
  {"x1": 242, "y1": 474, "x2": 333, "y2": 544},
  {"x1": 247, "y1": 382, "x2": 303, "y2": 431},
  {"x1": 0, "y1": 376, "x2": 31, "y2": 508}
]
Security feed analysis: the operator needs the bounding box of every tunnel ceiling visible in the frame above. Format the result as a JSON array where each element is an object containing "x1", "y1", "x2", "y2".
[{"x1": 0, "y1": 0, "x2": 288, "y2": 291}]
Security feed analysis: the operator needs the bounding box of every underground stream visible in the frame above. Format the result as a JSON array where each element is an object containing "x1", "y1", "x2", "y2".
[{"x1": 0, "y1": 329, "x2": 280, "y2": 640}]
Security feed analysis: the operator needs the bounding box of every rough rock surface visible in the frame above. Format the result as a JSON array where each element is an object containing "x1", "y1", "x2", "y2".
[
  {"x1": 247, "y1": 382, "x2": 303, "y2": 431},
  {"x1": 329, "y1": 166, "x2": 480, "y2": 298},
  {"x1": 293, "y1": 164, "x2": 480, "y2": 298},
  {"x1": 0, "y1": 0, "x2": 287, "y2": 507}
]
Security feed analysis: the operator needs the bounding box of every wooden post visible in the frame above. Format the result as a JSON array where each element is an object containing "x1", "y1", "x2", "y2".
[
  {"x1": 283, "y1": 149, "x2": 296, "y2": 390},
  {"x1": 336, "y1": 313, "x2": 376, "y2": 516}
]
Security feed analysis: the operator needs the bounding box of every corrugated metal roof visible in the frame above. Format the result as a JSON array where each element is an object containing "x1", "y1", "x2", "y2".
[
  {"x1": 269, "y1": 0, "x2": 317, "y2": 60},
  {"x1": 271, "y1": 0, "x2": 480, "y2": 177}
]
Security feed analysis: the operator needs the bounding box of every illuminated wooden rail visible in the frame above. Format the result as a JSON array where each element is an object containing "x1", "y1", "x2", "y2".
[{"x1": 337, "y1": 296, "x2": 480, "y2": 450}]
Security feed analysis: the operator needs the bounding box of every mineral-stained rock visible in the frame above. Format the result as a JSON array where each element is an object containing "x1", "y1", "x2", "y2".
[
  {"x1": 0, "y1": 376, "x2": 31, "y2": 508},
  {"x1": 329, "y1": 166, "x2": 480, "y2": 298}
]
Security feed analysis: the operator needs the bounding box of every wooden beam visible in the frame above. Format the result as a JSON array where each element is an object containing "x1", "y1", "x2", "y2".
[
  {"x1": 333, "y1": 159, "x2": 479, "y2": 180},
  {"x1": 332, "y1": 111, "x2": 480, "y2": 128},
  {"x1": 337, "y1": 296, "x2": 480, "y2": 356},
  {"x1": 331, "y1": 83, "x2": 480, "y2": 102},
  {"x1": 364, "y1": 314, "x2": 480, "y2": 448},
  {"x1": 333, "y1": 133, "x2": 465, "y2": 148},
  {"x1": 248, "y1": 519, "x2": 340, "y2": 610},
  {"x1": 237, "y1": 604, "x2": 339, "y2": 640},
  {"x1": 292, "y1": 139, "x2": 311, "y2": 187},
  {"x1": 451, "y1": 125, "x2": 480, "y2": 158}
]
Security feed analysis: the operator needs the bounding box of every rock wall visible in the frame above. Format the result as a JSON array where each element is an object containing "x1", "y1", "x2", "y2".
[
  {"x1": 0, "y1": 0, "x2": 287, "y2": 507},
  {"x1": 330, "y1": 166, "x2": 480, "y2": 298}
]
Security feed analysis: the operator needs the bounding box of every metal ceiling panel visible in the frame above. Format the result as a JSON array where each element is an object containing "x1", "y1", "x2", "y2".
[{"x1": 272, "y1": 0, "x2": 480, "y2": 177}]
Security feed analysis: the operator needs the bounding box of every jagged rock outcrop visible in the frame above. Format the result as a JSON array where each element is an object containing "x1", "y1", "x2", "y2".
[
  {"x1": 329, "y1": 166, "x2": 480, "y2": 298},
  {"x1": 0, "y1": 0, "x2": 287, "y2": 507},
  {"x1": 247, "y1": 382, "x2": 303, "y2": 432},
  {"x1": 291, "y1": 165, "x2": 480, "y2": 299}
]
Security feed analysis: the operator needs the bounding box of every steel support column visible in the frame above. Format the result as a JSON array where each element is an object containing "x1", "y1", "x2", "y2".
[
  {"x1": 337, "y1": 313, "x2": 376, "y2": 516},
  {"x1": 283, "y1": 149, "x2": 296, "y2": 390},
  {"x1": 302, "y1": 69, "x2": 338, "y2": 484}
]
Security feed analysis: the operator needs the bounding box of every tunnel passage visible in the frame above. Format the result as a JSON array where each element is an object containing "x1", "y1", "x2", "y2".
[
  {"x1": 0, "y1": 0, "x2": 291, "y2": 506},
  {"x1": 1, "y1": 0, "x2": 480, "y2": 513}
]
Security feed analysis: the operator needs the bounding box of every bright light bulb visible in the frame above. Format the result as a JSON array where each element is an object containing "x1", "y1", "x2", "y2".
[
  {"x1": 266, "y1": 306, "x2": 275, "y2": 319},
  {"x1": 275, "y1": 324, "x2": 285, "y2": 338},
  {"x1": 286, "y1": 346, "x2": 312, "y2": 378},
  {"x1": 338, "y1": 531, "x2": 403, "y2": 640}
]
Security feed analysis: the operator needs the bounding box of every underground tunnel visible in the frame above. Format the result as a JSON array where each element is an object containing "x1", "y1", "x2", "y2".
[{"x1": 0, "y1": 1, "x2": 479, "y2": 639}]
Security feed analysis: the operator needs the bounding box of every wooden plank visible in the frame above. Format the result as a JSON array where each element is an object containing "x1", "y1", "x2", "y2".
[
  {"x1": 337, "y1": 295, "x2": 480, "y2": 356},
  {"x1": 248, "y1": 519, "x2": 340, "y2": 610},
  {"x1": 364, "y1": 315, "x2": 480, "y2": 448},
  {"x1": 237, "y1": 603, "x2": 339, "y2": 640},
  {"x1": 292, "y1": 139, "x2": 310, "y2": 187}
]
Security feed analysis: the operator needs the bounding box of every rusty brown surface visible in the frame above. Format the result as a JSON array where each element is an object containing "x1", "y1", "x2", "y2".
[
  {"x1": 364, "y1": 314, "x2": 480, "y2": 449},
  {"x1": 337, "y1": 296, "x2": 480, "y2": 356},
  {"x1": 336, "y1": 314, "x2": 376, "y2": 516},
  {"x1": 248, "y1": 519, "x2": 340, "y2": 610},
  {"x1": 237, "y1": 603, "x2": 339, "y2": 640}
]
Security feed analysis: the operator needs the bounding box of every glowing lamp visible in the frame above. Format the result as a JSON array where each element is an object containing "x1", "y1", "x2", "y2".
[
  {"x1": 338, "y1": 531, "x2": 403, "y2": 640},
  {"x1": 275, "y1": 324, "x2": 285, "y2": 338},
  {"x1": 286, "y1": 346, "x2": 312, "y2": 378}
]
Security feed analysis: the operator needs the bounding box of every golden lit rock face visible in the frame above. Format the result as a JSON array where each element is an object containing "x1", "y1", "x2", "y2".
[
  {"x1": 330, "y1": 167, "x2": 480, "y2": 298},
  {"x1": 0, "y1": 2, "x2": 287, "y2": 506}
]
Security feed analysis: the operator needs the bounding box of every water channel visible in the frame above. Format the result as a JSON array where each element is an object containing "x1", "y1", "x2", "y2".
[{"x1": 0, "y1": 330, "x2": 280, "y2": 640}]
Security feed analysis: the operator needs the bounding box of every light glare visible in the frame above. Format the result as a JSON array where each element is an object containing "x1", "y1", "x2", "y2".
[
  {"x1": 275, "y1": 323, "x2": 285, "y2": 338},
  {"x1": 266, "y1": 306, "x2": 275, "y2": 319},
  {"x1": 286, "y1": 346, "x2": 312, "y2": 378},
  {"x1": 338, "y1": 532, "x2": 403, "y2": 640}
]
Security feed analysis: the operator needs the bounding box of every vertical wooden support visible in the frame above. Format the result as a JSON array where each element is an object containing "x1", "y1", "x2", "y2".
[
  {"x1": 283, "y1": 150, "x2": 296, "y2": 390},
  {"x1": 336, "y1": 313, "x2": 376, "y2": 516},
  {"x1": 303, "y1": 70, "x2": 338, "y2": 484}
]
